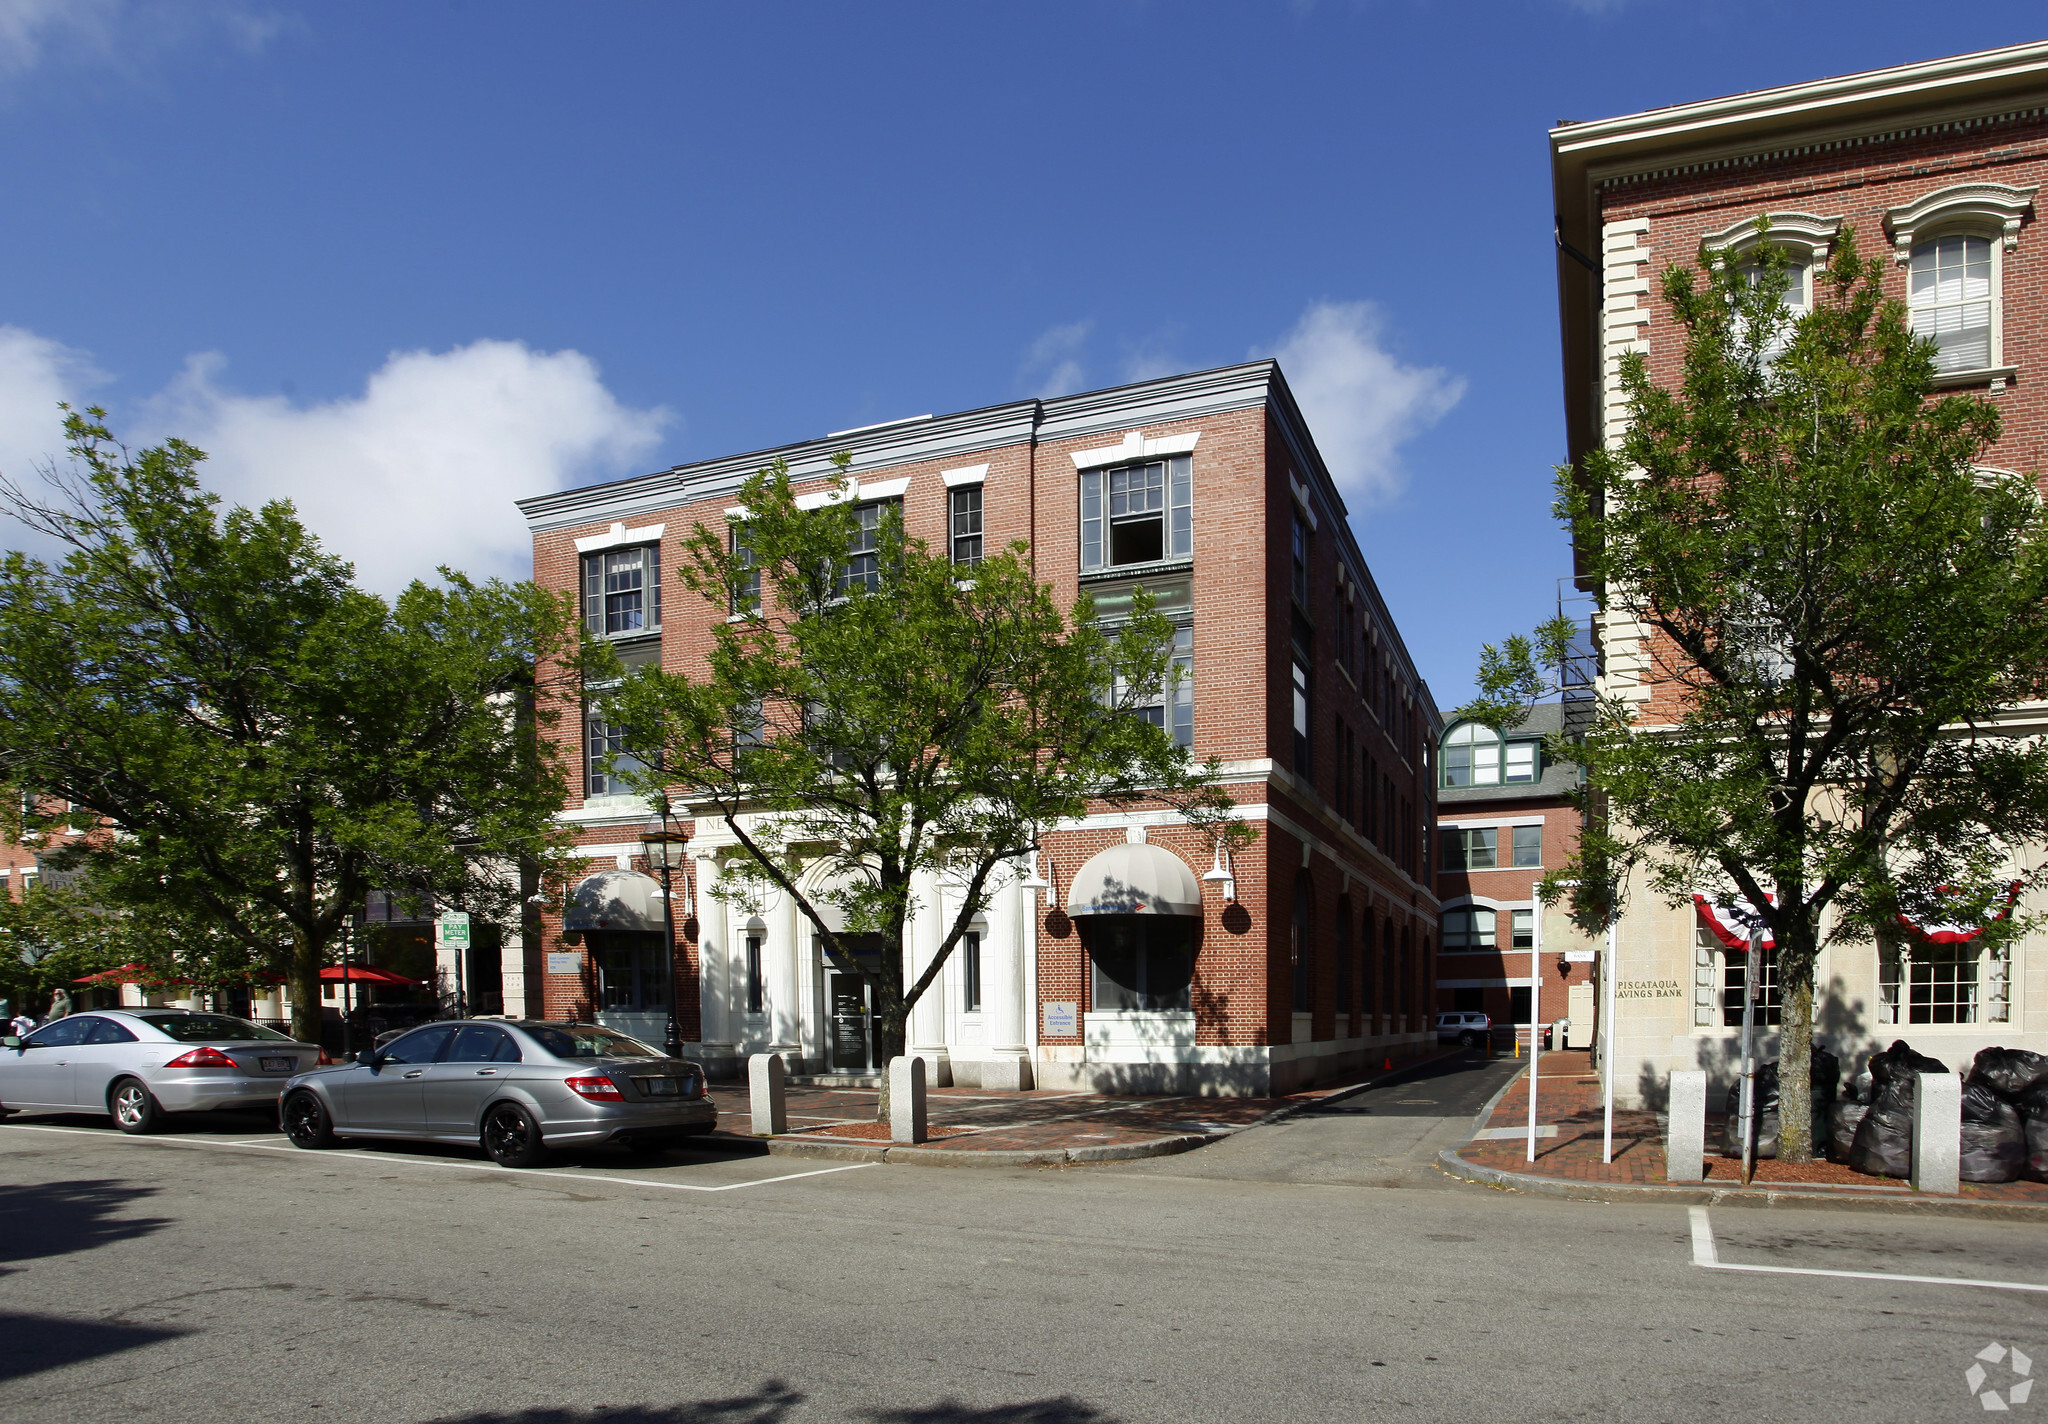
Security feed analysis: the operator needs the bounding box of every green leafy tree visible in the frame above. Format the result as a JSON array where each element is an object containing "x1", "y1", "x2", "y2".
[
  {"x1": 1463, "y1": 226, "x2": 2048, "y2": 1161},
  {"x1": 599, "y1": 458, "x2": 1251, "y2": 1112},
  {"x1": 0, "y1": 410, "x2": 585, "y2": 1042}
]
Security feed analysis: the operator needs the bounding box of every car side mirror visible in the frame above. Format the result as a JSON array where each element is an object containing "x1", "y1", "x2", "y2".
[
  {"x1": 2, "y1": 1036, "x2": 18, "y2": 1049},
  {"x1": 357, "y1": 1050, "x2": 380, "y2": 1068}
]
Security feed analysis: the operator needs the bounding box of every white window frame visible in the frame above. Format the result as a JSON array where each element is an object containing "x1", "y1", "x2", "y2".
[{"x1": 1884, "y1": 183, "x2": 2036, "y2": 388}]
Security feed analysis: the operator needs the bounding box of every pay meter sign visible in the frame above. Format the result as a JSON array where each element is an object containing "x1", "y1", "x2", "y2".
[{"x1": 436, "y1": 912, "x2": 470, "y2": 949}]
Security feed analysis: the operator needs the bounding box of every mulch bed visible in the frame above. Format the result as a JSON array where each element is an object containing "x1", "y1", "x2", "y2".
[{"x1": 1703, "y1": 1155, "x2": 1903, "y2": 1187}]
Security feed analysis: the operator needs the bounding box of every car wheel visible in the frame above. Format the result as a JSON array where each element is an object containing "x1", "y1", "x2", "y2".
[
  {"x1": 281, "y1": 1091, "x2": 338, "y2": 1150},
  {"x1": 481, "y1": 1102, "x2": 548, "y2": 1168},
  {"x1": 109, "y1": 1078, "x2": 161, "y2": 1135},
  {"x1": 1459, "y1": 1031, "x2": 1479, "y2": 1048}
]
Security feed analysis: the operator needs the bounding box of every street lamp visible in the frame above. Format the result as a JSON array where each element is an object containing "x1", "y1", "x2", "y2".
[{"x1": 640, "y1": 796, "x2": 690, "y2": 1059}]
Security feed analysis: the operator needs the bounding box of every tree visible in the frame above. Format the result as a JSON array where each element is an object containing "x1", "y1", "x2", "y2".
[
  {"x1": 1462, "y1": 226, "x2": 2048, "y2": 1161},
  {"x1": 599, "y1": 458, "x2": 1250, "y2": 1112},
  {"x1": 0, "y1": 409, "x2": 585, "y2": 1043}
]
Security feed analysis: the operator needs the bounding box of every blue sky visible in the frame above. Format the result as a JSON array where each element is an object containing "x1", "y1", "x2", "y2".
[{"x1": 2, "y1": 3, "x2": 2042, "y2": 712}]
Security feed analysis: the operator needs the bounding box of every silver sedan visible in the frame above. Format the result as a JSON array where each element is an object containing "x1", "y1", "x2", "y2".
[
  {"x1": 278, "y1": 1020, "x2": 718, "y2": 1167},
  {"x1": 0, "y1": 1010, "x2": 323, "y2": 1132}
]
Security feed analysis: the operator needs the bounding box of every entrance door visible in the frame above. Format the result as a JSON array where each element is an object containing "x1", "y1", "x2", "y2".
[{"x1": 826, "y1": 972, "x2": 870, "y2": 1073}]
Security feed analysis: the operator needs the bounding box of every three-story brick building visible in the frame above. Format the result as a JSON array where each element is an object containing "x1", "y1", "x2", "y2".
[{"x1": 517, "y1": 361, "x2": 1441, "y2": 1095}]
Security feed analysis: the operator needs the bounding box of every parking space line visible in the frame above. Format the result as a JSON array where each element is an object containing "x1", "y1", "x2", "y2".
[
  {"x1": 0, "y1": 1121, "x2": 876, "y2": 1193},
  {"x1": 1687, "y1": 1205, "x2": 2048, "y2": 1294}
]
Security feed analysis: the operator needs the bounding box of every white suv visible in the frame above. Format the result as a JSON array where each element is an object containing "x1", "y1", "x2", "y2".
[{"x1": 1435, "y1": 1012, "x2": 1491, "y2": 1048}]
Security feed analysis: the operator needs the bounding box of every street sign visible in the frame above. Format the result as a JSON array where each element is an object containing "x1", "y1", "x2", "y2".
[{"x1": 436, "y1": 912, "x2": 470, "y2": 948}]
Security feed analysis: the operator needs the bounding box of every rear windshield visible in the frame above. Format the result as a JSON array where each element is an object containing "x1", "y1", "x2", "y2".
[
  {"x1": 524, "y1": 1025, "x2": 661, "y2": 1060},
  {"x1": 134, "y1": 1013, "x2": 293, "y2": 1043}
]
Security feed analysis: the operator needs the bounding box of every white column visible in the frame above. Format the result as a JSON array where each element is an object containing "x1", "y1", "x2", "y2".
[
  {"x1": 500, "y1": 918, "x2": 528, "y2": 1020},
  {"x1": 696, "y1": 853, "x2": 732, "y2": 1050},
  {"x1": 769, "y1": 889, "x2": 801, "y2": 1055},
  {"x1": 907, "y1": 868, "x2": 951, "y2": 1084},
  {"x1": 982, "y1": 870, "x2": 1033, "y2": 1090}
]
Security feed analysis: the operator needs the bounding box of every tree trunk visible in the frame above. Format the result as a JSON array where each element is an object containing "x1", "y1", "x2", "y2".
[
  {"x1": 288, "y1": 925, "x2": 323, "y2": 1047},
  {"x1": 1777, "y1": 935, "x2": 1816, "y2": 1163}
]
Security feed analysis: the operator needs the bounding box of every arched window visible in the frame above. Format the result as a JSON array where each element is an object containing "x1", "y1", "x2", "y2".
[
  {"x1": 1443, "y1": 906, "x2": 1497, "y2": 951},
  {"x1": 1442, "y1": 722, "x2": 1501, "y2": 787}
]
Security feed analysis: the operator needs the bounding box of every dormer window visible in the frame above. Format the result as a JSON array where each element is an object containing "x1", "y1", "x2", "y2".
[{"x1": 1441, "y1": 722, "x2": 1540, "y2": 788}]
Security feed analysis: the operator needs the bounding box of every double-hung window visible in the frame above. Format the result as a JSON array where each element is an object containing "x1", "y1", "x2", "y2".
[
  {"x1": 586, "y1": 716, "x2": 646, "y2": 797},
  {"x1": 582, "y1": 545, "x2": 661, "y2": 637},
  {"x1": 1291, "y1": 514, "x2": 1310, "y2": 607},
  {"x1": 1080, "y1": 456, "x2": 1191, "y2": 570},
  {"x1": 1098, "y1": 578, "x2": 1195, "y2": 748},
  {"x1": 1291, "y1": 660, "x2": 1311, "y2": 775},
  {"x1": 1910, "y1": 235, "x2": 1994, "y2": 374},
  {"x1": 1510, "y1": 825, "x2": 1542, "y2": 868},
  {"x1": 730, "y1": 525, "x2": 760, "y2": 616},
  {"x1": 961, "y1": 929, "x2": 982, "y2": 1012},
  {"x1": 1441, "y1": 827, "x2": 1496, "y2": 871},
  {"x1": 1504, "y1": 741, "x2": 1537, "y2": 783},
  {"x1": 837, "y1": 499, "x2": 898, "y2": 594},
  {"x1": 1510, "y1": 908, "x2": 1534, "y2": 949},
  {"x1": 949, "y1": 486, "x2": 984, "y2": 568}
]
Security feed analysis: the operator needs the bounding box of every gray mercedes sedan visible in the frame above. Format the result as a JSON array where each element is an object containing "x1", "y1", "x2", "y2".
[
  {"x1": 279, "y1": 1020, "x2": 717, "y2": 1167},
  {"x1": 0, "y1": 1010, "x2": 323, "y2": 1131}
]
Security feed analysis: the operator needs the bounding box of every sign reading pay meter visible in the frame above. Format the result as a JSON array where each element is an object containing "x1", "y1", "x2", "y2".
[{"x1": 436, "y1": 912, "x2": 471, "y2": 948}]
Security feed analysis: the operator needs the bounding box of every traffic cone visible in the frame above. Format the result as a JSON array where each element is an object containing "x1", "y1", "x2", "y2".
[{"x1": 1382, "y1": 1056, "x2": 1392, "y2": 1071}]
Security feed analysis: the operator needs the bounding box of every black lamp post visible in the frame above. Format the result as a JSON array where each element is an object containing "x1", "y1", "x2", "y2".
[{"x1": 640, "y1": 795, "x2": 690, "y2": 1059}]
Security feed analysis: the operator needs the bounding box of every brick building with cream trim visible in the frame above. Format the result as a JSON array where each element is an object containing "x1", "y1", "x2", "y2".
[
  {"x1": 516, "y1": 361, "x2": 1442, "y2": 1095},
  {"x1": 1552, "y1": 42, "x2": 2048, "y2": 1101}
]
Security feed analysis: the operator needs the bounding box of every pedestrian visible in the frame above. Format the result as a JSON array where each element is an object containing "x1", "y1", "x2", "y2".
[
  {"x1": 8, "y1": 1009, "x2": 33, "y2": 1038},
  {"x1": 48, "y1": 987, "x2": 71, "y2": 1019}
]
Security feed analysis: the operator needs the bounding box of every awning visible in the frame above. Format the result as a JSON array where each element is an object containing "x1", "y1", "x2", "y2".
[
  {"x1": 318, "y1": 965, "x2": 425, "y2": 987},
  {"x1": 1692, "y1": 890, "x2": 1776, "y2": 951},
  {"x1": 73, "y1": 962, "x2": 194, "y2": 987},
  {"x1": 564, "y1": 869, "x2": 668, "y2": 934},
  {"x1": 1897, "y1": 883, "x2": 2022, "y2": 945},
  {"x1": 1065, "y1": 843, "x2": 1201, "y2": 918}
]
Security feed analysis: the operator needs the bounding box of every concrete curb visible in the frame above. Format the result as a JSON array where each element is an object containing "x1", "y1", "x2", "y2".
[
  {"x1": 762, "y1": 1131, "x2": 1211, "y2": 1168},
  {"x1": 1435, "y1": 1146, "x2": 2048, "y2": 1221}
]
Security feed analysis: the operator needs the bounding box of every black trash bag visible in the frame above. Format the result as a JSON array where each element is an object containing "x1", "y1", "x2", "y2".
[
  {"x1": 1960, "y1": 1081, "x2": 2027, "y2": 1183},
  {"x1": 2025, "y1": 1118, "x2": 2048, "y2": 1183},
  {"x1": 1968, "y1": 1047, "x2": 2048, "y2": 1100},
  {"x1": 1828, "y1": 1100, "x2": 1869, "y2": 1163},
  {"x1": 1850, "y1": 1041, "x2": 1951, "y2": 1179},
  {"x1": 1720, "y1": 1046, "x2": 1840, "y2": 1158}
]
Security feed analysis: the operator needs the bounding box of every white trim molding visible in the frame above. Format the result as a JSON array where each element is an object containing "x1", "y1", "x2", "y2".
[
  {"x1": 941, "y1": 464, "x2": 988, "y2": 487},
  {"x1": 1699, "y1": 210, "x2": 1842, "y2": 258},
  {"x1": 575, "y1": 521, "x2": 666, "y2": 554},
  {"x1": 1884, "y1": 181, "x2": 2037, "y2": 262},
  {"x1": 1069, "y1": 429, "x2": 1200, "y2": 470},
  {"x1": 791, "y1": 476, "x2": 912, "y2": 511}
]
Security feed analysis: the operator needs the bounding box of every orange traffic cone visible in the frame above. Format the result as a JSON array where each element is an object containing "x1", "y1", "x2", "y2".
[{"x1": 1382, "y1": 1056, "x2": 1392, "y2": 1071}]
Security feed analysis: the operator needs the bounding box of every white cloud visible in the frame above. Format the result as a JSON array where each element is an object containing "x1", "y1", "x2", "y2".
[
  {"x1": 0, "y1": 325, "x2": 104, "y2": 486},
  {"x1": 1017, "y1": 321, "x2": 1091, "y2": 398},
  {"x1": 0, "y1": 326, "x2": 670, "y2": 591},
  {"x1": 0, "y1": 0, "x2": 286, "y2": 83},
  {"x1": 1260, "y1": 300, "x2": 1464, "y2": 508},
  {"x1": 140, "y1": 341, "x2": 671, "y2": 594}
]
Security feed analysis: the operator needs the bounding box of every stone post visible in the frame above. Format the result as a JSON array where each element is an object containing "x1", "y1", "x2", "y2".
[
  {"x1": 748, "y1": 1052, "x2": 787, "y2": 1136},
  {"x1": 1911, "y1": 1070, "x2": 1961, "y2": 1194},
  {"x1": 1666, "y1": 1070, "x2": 1706, "y2": 1183},
  {"x1": 889, "y1": 1054, "x2": 927, "y2": 1144}
]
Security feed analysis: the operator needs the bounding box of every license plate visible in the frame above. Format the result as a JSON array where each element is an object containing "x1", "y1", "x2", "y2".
[
  {"x1": 261, "y1": 1057, "x2": 295, "y2": 1073},
  {"x1": 635, "y1": 1077, "x2": 679, "y2": 1097}
]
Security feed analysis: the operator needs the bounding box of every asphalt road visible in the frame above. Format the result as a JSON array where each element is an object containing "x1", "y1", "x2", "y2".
[{"x1": 4, "y1": 1051, "x2": 2046, "y2": 1424}]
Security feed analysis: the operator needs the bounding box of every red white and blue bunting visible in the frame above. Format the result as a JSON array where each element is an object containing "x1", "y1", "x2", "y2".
[
  {"x1": 1896, "y1": 883, "x2": 2022, "y2": 946},
  {"x1": 1692, "y1": 890, "x2": 1776, "y2": 951}
]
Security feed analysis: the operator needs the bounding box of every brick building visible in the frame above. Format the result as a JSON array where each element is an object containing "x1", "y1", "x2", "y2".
[
  {"x1": 516, "y1": 361, "x2": 1442, "y2": 1095},
  {"x1": 1434, "y1": 704, "x2": 1601, "y2": 1047},
  {"x1": 1552, "y1": 41, "x2": 2048, "y2": 1101}
]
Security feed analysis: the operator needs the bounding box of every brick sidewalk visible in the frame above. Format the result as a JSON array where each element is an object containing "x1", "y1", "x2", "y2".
[
  {"x1": 1451, "y1": 1050, "x2": 2048, "y2": 1205},
  {"x1": 703, "y1": 1047, "x2": 1463, "y2": 1162}
]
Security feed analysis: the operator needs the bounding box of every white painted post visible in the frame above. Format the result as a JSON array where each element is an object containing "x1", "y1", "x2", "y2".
[
  {"x1": 1910, "y1": 1071, "x2": 1961, "y2": 1194},
  {"x1": 1602, "y1": 907, "x2": 1617, "y2": 1164},
  {"x1": 1667, "y1": 1070, "x2": 1707, "y2": 1182},
  {"x1": 889, "y1": 1055, "x2": 927, "y2": 1144},
  {"x1": 748, "y1": 1052, "x2": 787, "y2": 1136}
]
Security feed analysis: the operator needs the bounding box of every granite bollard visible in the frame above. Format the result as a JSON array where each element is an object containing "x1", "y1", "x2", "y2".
[
  {"x1": 748, "y1": 1052, "x2": 787, "y2": 1136},
  {"x1": 1911, "y1": 1070, "x2": 1961, "y2": 1194},
  {"x1": 1666, "y1": 1070, "x2": 1706, "y2": 1182},
  {"x1": 890, "y1": 1055, "x2": 927, "y2": 1144}
]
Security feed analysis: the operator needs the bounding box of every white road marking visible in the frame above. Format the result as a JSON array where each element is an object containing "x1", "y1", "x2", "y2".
[
  {"x1": 0, "y1": 1121, "x2": 876, "y2": 1193},
  {"x1": 1688, "y1": 1205, "x2": 2048, "y2": 1293}
]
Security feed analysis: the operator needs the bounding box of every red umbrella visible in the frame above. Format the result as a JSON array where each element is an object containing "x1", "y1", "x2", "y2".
[
  {"x1": 318, "y1": 965, "x2": 426, "y2": 988},
  {"x1": 73, "y1": 962, "x2": 196, "y2": 987}
]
